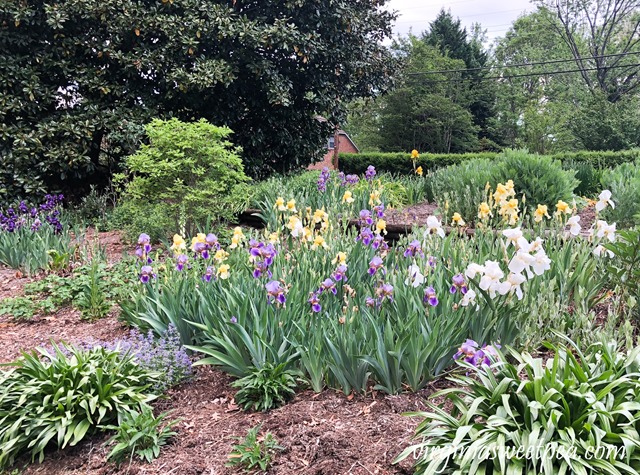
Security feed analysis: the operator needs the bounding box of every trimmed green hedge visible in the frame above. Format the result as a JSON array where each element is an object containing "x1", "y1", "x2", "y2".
[{"x1": 339, "y1": 150, "x2": 640, "y2": 175}]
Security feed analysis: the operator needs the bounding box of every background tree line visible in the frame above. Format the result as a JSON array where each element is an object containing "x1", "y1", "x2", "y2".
[{"x1": 346, "y1": 1, "x2": 640, "y2": 155}]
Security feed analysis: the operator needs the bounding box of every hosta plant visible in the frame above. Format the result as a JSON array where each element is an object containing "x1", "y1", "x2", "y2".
[
  {"x1": 396, "y1": 339, "x2": 640, "y2": 474},
  {"x1": 0, "y1": 343, "x2": 159, "y2": 469}
]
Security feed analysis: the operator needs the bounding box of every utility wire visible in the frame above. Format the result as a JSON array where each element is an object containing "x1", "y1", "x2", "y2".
[
  {"x1": 414, "y1": 61, "x2": 640, "y2": 83},
  {"x1": 407, "y1": 51, "x2": 640, "y2": 76}
]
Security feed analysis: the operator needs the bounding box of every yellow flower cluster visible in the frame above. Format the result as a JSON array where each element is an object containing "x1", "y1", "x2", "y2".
[
  {"x1": 279, "y1": 200, "x2": 333, "y2": 251},
  {"x1": 229, "y1": 227, "x2": 245, "y2": 249},
  {"x1": 274, "y1": 197, "x2": 297, "y2": 213}
]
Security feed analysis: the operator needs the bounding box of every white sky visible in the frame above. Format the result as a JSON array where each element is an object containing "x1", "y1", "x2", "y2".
[{"x1": 385, "y1": 0, "x2": 535, "y2": 44}]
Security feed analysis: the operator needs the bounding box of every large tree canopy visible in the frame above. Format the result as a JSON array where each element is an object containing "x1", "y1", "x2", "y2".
[{"x1": 0, "y1": 0, "x2": 397, "y2": 198}]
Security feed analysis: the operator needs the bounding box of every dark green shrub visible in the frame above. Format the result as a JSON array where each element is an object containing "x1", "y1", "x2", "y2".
[
  {"x1": 116, "y1": 118, "x2": 250, "y2": 238},
  {"x1": 339, "y1": 149, "x2": 640, "y2": 176},
  {"x1": 0, "y1": 344, "x2": 159, "y2": 469},
  {"x1": 397, "y1": 340, "x2": 640, "y2": 474},
  {"x1": 496, "y1": 149, "x2": 579, "y2": 207},
  {"x1": 600, "y1": 161, "x2": 640, "y2": 228},
  {"x1": 564, "y1": 159, "x2": 602, "y2": 196}
]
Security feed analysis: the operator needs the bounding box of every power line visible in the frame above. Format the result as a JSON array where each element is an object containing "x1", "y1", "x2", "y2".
[
  {"x1": 416, "y1": 61, "x2": 640, "y2": 83},
  {"x1": 407, "y1": 51, "x2": 640, "y2": 76}
]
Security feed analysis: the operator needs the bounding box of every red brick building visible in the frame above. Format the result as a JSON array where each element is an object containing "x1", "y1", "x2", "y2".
[{"x1": 308, "y1": 130, "x2": 359, "y2": 170}]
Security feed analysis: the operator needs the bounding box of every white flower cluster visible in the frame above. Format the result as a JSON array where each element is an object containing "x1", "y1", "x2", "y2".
[{"x1": 466, "y1": 228, "x2": 551, "y2": 301}]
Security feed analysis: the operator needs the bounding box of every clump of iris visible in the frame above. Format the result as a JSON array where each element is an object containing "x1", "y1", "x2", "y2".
[
  {"x1": 317, "y1": 167, "x2": 331, "y2": 192},
  {"x1": 0, "y1": 194, "x2": 64, "y2": 234},
  {"x1": 249, "y1": 239, "x2": 277, "y2": 278}
]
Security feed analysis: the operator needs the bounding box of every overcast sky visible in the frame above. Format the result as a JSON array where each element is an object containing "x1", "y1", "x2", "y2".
[{"x1": 385, "y1": 0, "x2": 535, "y2": 44}]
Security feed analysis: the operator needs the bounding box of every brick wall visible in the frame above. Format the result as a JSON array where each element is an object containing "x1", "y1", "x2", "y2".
[{"x1": 308, "y1": 133, "x2": 358, "y2": 170}]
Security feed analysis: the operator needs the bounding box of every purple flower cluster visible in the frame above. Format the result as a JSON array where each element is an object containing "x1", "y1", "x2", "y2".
[
  {"x1": 135, "y1": 233, "x2": 153, "y2": 264},
  {"x1": 365, "y1": 165, "x2": 376, "y2": 182},
  {"x1": 338, "y1": 172, "x2": 359, "y2": 186},
  {"x1": 266, "y1": 280, "x2": 286, "y2": 305},
  {"x1": 331, "y1": 264, "x2": 348, "y2": 282},
  {"x1": 45, "y1": 325, "x2": 192, "y2": 392},
  {"x1": 373, "y1": 203, "x2": 385, "y2": 219},
  {"x1": 249, "y1": 240, "x2": 277, "y2": 278},
  {"x1": 317, "y1": 167, "x2": 331, "y2": 192},
  {"x1": 140, "y1": 265, "x2": 156, "y2": 283},
  {"x1": 0, "y1": 194, "x2": 64, "y2": 234},
  {"x1": 176, "y1": 254, "x2": 189, "y2": 271},
  {"x1": 454, "y1": 339, "x2": 501, "y2": 367},
  {"x1": 194, "y1": 234, "x2": 220, "y2": 259},
  {"x1": 359, "y1": 210, "x2": 374, "y2": 226}
]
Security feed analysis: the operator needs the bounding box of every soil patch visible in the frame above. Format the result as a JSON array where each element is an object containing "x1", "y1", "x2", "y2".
[{"x1": 20, "y1": 366, "x2": 433, "y2": 475}]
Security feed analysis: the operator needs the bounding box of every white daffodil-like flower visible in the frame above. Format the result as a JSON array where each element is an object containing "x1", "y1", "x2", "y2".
[
  {"x1": 405, "y1": 264, "x2": 426, "y2": 288},
  {"x1": 508, "y1": 250, "x2": 535, "y2": 276},
  {"x1": 595, "y1": 190, "x2": 615, "y2": 212},
  {"x1": 460, "y1": 289, "x2": 477, "y2": 307},
  {"x1": 479, "y1": 260, "x2": 504, "y2": 298},
  {"x1": 595, "y1": 220, "x2": 616, "y2": 243},
  {"x1": 531, "y1": 249, "x2": 551, "y2": 276},
  {"x1": 425, "y1": 215, "x2": 446, "y2": 238},
  {"x1": 566, "y1": 215, "x2": 581, "y2": 236},
  {"x1": 465, "y1": 263, "x2": 485, "y2": 279},
  {"x1": 502, "y1": 227, "x2": 528, "y2": 250},
  {"x1": 498, "y1": 272, "x2": 527, "y2": 300}
]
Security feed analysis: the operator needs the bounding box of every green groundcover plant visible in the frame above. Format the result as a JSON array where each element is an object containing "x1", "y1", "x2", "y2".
[
  {"x1": 0, "y1": 343, "x2": 159, "y2": 469},
  {"x1": 396, "y1": 339, "x2": 640, "y2": 474}
]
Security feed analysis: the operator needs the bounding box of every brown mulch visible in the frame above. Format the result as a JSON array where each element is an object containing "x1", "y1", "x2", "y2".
[{"x1": 18, "y1": 366, "x2": 436, "y2": 475}]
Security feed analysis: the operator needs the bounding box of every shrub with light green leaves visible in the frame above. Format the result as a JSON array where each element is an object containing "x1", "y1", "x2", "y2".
[
  {"x1": 0, "y1": 343, "x2": 159, "y2": 469},
  {"x1": 115, "y1": 118, "x2": 251, "y2": 238},
  {"x1": 397, "y1": 340, "x2": 640, "y2": 474}
]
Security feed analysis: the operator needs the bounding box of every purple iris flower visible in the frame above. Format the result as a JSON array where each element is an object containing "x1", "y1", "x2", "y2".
[
  {"x1": 266, "y1": 280, "x2": 286, "y2": 305},
  {"x1": 320, "y1": 278, "x2": 337, "y2": 295},
  {"x1": 376, "y1": 283, "x2": 394, "y2": 302},
  {"x1": 206, "y1": 233, "x2": 220, "y2": 249},
  {"x1": 453, "y1": 339, "x2": 479, "y2": 360},
  {"x1": 252, "y1": 261, "x2": 272, "y2": 279},
  {"x1": 308, "y1": 292, "x2": 322, "y2": 313},
  {"x1": 138, "y1": 233, "x2": 151, "y2": 246},
  {"x1": 372, "y1": 235, "x2": 388, "y2": 251},
  {"x1": 176, "y1": 254, "x2": 188, "y2": 271},
  {"x1": 359, "y1": 210, "x2": 374, "y2": 226},
  {"x1": 357, "y1": 228, "x2": 374, "y2": 246},
  {"x1": 450, "y1": 273, "x2": 468, "y2": 295},
  {"x1": 374, "y1": 203, "x2": 385, "y2": 218},
  {"x1": 368, "y1": 256, "x2": 385, "y2": 276},
  {"x1": 427, "y1": 256, "x2": 437, "y2": 268},
  {"x1": 202, "y1": 266, "x2": 215, "y2": 282},
  {"x1": 404, "y1": 240, "x2": 424, "y2": 258},
  {"x1": 365, "y1": 165, "x2": 376, "y2": 182},
  {"x1": 230, "y1": 316, "x2": 238, "y2": 323},
  {"x1": 331, "y1": 264, "x2": 348, "y2": 282},
  {"x1": 140, "y1": 265, "x2": 155, "y2": 283},
  {"x1": 423, "y1": 286, "x2": 438, "y2": 307}
]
